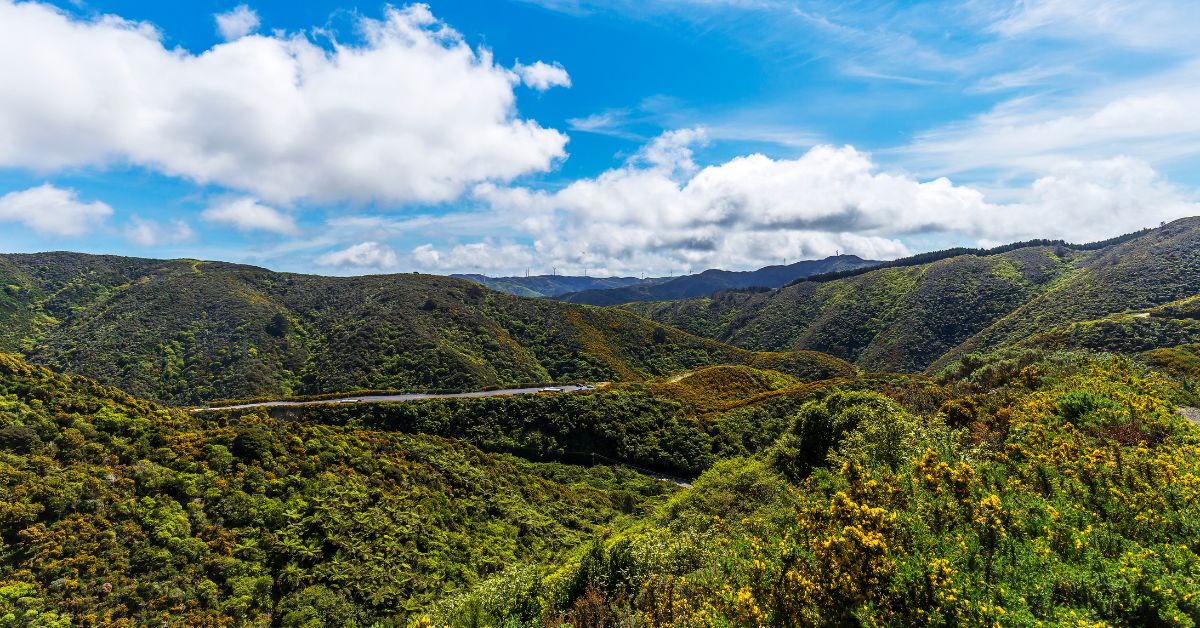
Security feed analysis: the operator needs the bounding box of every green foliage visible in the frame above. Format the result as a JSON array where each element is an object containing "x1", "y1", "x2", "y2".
[
  {"x1": 434, "y1": 352, "x2": 1200, "y2": 626},
  {"x1": 0, "y1": 253, "x2": 850, "y2": 404},
  {"x1": 239, "y1": 386, "x2": 717, "y2": 476},
  {"x1": 0, "y1": 354, "x2": 671, "y2": 625},
  {"x1": 770, "y1": 390, "x2": 933, "y2": 481}
]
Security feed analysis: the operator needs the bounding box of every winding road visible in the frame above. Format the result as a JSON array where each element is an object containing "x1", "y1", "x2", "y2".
[
  {"x1": 191, "y1": 384, "x2": 595, "y2": 412},
  {"x1": 191, "y1": 382, "x2": 693, "y2": 486}
]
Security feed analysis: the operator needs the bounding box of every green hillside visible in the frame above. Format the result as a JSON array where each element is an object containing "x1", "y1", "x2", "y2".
[
  {"x1": 0, "y1": 353, "x2": 673, "y2": 625},
  {"x1": 422, "y1": 351, "x2": 1200, "y2": 626},
  {"x1": 935, "y1": 218, "x2": 1200, "y2": 369},
  {"x1": 627, "y1": 244, "x2": 1073, "y2": 372},
  {"x1": 1027, "y1": 294, "x2": 1200, "y2": 355},
  {"x1": 0, "y1": 253, "x2": 851, "y2": 405},
  {"x1": 627, "y1": 218, "x2": 1200, "y2": 374},
  {"x1": 4, "y1": 335, "x2": 1200, "y2": 625}
]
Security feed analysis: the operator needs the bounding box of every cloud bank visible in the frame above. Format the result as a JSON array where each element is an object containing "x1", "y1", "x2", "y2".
[{"x1": 406, "y1": 129, "x2": 1197, "y2": 275}]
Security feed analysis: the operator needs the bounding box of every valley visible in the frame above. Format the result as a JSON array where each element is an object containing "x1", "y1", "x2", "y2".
[{"x1": 1, "y1": 220, "x2": 1200, "y2": 625}]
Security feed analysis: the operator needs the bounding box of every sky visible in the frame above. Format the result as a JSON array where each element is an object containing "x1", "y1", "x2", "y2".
[{"x1": 1, "y1": 0, "x2": 1198, "y2": 277}]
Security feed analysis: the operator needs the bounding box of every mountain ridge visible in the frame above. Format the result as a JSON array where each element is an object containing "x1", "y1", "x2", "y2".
[{"x1": 625, "y1": 218, "x2": 1200, "y2": 373}]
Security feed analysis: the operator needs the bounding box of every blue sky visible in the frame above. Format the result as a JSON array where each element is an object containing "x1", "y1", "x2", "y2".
[{"x1": 0, "y1": 0, "x2": 1198, "y2": 276}]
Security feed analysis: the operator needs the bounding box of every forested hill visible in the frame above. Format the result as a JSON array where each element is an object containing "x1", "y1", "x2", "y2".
[
  {"x1": 625, "y1": 218, "x2": 1200, "y2": 373},
  {"x1": 0, "y1": 253, "x2": 851, "y2": 404},
  {"x1": 556, "y1": 254, "x2": 879, "y2": 306},
  {"x1": 0, "y1": 352, "x2": 677, "y2": 624}
]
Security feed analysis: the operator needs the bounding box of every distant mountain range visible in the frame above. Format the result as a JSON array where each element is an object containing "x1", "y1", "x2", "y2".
[
  {"x1": 449, "y1": 273, "x2": 667, "y2": 298},
  {"x1": 456, "y1": 255, "x2": 880, "y2": 303},
  {"x1": 555, "y1": 255, "x2": 881, "y2": 305}
]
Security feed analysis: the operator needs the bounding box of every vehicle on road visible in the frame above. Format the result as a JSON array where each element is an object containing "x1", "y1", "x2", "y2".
[{"x1": 539, "y1": 387, "x2": 564, "y2": 393}]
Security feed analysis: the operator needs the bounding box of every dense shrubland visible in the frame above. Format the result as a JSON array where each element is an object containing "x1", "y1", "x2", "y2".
[
  {"x1": 0, "y1": 354, "x2": 673, "y2": 625},
  {"x1": 3, "y1": 341, "x2": 1200, "y2": 626},
  {"x1": 421, "y1": 352, "x2": 1200, "y2": 626}
]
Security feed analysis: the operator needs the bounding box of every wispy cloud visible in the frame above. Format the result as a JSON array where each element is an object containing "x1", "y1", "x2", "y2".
[{"x1": 902, "y1": 62, "x2": 1200, "y2": 177}]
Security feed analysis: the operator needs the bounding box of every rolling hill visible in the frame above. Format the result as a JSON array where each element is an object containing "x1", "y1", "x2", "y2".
[
  {"x1": 556, "y1": 254, "x2": 880, "y2": 306},
  {"x1": 626, "y1": 218, "x2": 1200, "y2": 373},
  {"x1": 0, "y1": 253, "x2": 852, "y2": 404}
]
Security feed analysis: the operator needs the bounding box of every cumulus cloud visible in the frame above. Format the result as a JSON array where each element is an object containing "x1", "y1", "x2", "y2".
[
  {"x1": 0, "y1": 1, "x2": 568, "y2": 205},
  {"x1": 514, "y1": 61, "x2": 571, "y2": 90},
  {"x1": 411, "y1": 240, "x2": 536, "y2": 272},
  {"x1": 314, "y1": 241, "x2": 399, "y2": 271},
  {"x1": 123, "y1": 216, "x2": 195, "y2": 246},
  {"x1": 202, "y1": 197, "x2": 298, "y2": 235},
  {"x1": 466, "y1": 129, "x2": 1197, "y2": 275},
  {"x1": 0, "y1": 184, "x2": 112, "y2": 237},
  {"x1": 214, "y1": 4, "x2": 260, "y2": 41}
]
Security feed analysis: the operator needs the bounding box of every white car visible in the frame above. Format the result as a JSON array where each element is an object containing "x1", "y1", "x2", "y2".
[{"x1": 539, "y1": 387, "x2": 563, "y2": 393}]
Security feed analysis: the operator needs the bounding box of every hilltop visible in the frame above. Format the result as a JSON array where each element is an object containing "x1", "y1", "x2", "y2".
[{"x1": 0, "y1": 253, "x2": 850, "y2": 404}]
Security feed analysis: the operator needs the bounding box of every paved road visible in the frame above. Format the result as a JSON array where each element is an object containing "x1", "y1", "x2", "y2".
[
  {"x1": 1182, "y1": 407, "x2": 1200, "y2": 428},
  {"x1": 193, "y1": 385, "x2": 594, "y2": 412}
]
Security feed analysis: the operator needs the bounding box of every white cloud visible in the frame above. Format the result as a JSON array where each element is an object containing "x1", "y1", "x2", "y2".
[
  {"x1": 905, "y1": 78, "x2": 1200, "y2": 176},
  {"x1": 123, "y1": 216, "x2": 195, "y2": 246},
  {"x1": 411, "y1": 240, "x2": 536, "y2": 272},
  {"x1": 469, "y1": 130, "x2": 1196, "y2": 275},
  {"x1": 986, "y1": 0, "x2": 1200, "y2": 50},
  {"x1": 0, "y1": 1, "x2": 568, "y2": 205},
  {"x1": 314, "y1": 241, "x2": 398, "y2": 271},
  {"x1": 202, "y1": 197, "x2": 298, "y2": 235},
  {"x1": 513, "y1": 60, "x2": 571, "y2": 90},
  {"x1": 214, "y1": 4, "x2": 260, "y2": 41},
  {"x1": 0, "y1": 184, "x2": 111, "y2": 237}
]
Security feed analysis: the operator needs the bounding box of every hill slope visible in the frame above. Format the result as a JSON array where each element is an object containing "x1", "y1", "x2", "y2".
[
  {"x1": 0, "y1": 253, "x2": 852, "y2": 404},
  {"x1": 558, "y1": 255, "x2": 879, "y2": 306},
  {"x1": 628, "y1": 245, "x2": 1073, "y2": 372},
  {"x1": 627, "y1": 218, "x2": 1200, "y2": 373},
  {"x1": 0, "y1": 353, "x2": 670, "y2": 625}
]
